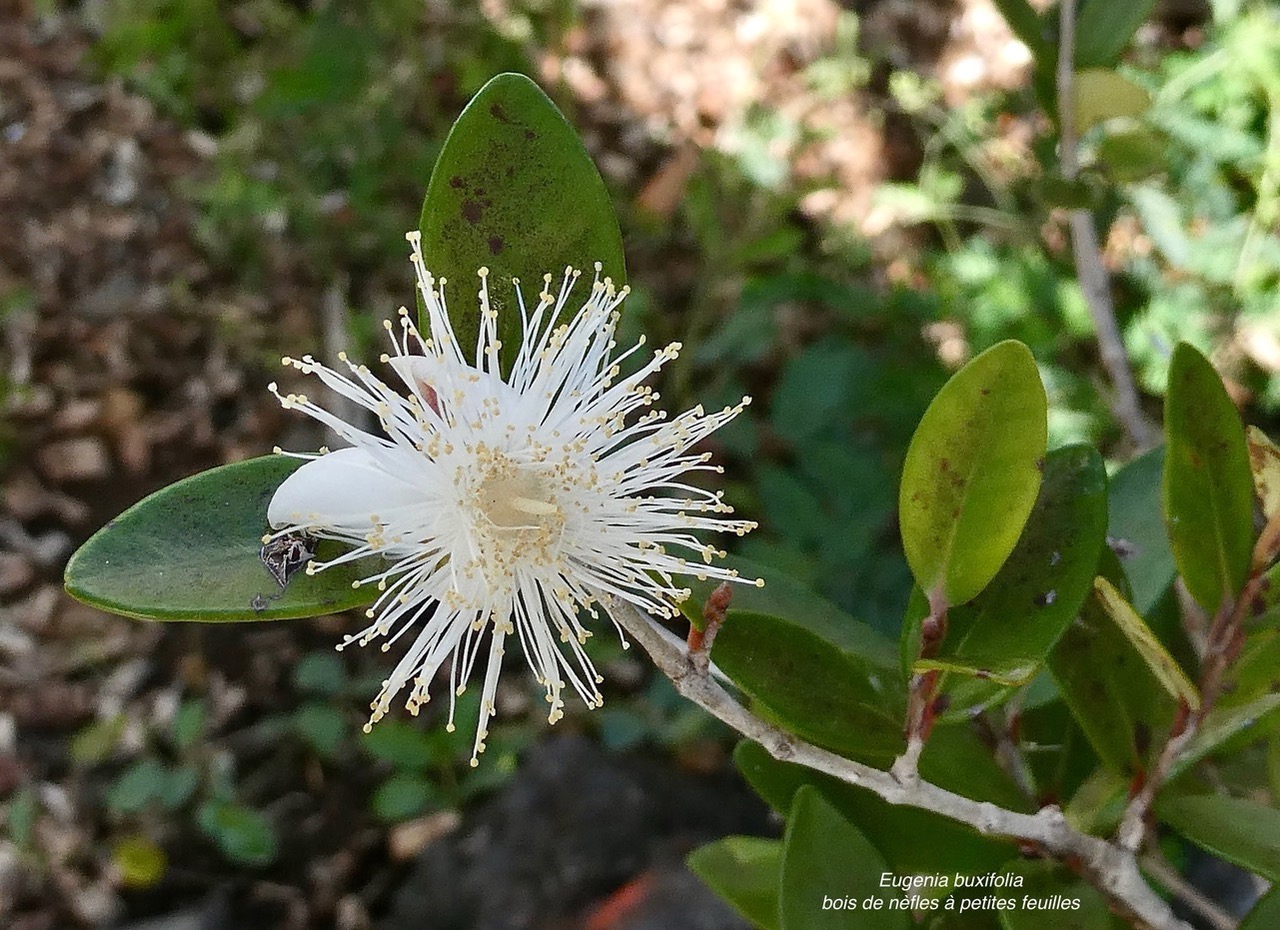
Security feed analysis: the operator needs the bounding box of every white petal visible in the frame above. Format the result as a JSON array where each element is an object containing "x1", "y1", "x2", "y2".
[{"x1": 268, "y1": 447, "x2": 422, "y2": 529}]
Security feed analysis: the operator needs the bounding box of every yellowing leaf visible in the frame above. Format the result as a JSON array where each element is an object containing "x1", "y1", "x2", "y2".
[
  {"x1": 1093, "y1": 576, "x2": 1200, "y2": 711},
  {"x1": 1247, "y1": 425, "x2": 1280, "y2": 519},
  {"x1": 1075, "y1": 69, "x2": 1151, "y2": 133}
]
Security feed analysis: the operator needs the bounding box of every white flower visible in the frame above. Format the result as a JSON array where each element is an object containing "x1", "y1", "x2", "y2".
[{"x1": 266, "y1": 231, "x2": 757, "y2": 763}]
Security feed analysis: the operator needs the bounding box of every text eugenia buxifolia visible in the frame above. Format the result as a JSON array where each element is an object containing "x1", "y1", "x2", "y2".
[{"x1": 820, "y1": 872, "x2": 1083, "y2": 914}]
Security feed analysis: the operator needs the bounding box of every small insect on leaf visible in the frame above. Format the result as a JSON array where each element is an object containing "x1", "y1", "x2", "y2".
[{"x1": 260, "y1": 530, "x2": 318, "y2": 589}]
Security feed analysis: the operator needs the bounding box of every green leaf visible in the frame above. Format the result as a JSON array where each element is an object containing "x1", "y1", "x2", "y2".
[
  {"x1": 156, "y1": 764, "x2": 199, "y2": 809},
  {"x1": 70, "y1": 714, "x2": 127, "y2": 765},
  {"x1": 64, "y1": 456, "x2": 382, "y2": 621},
  {"x1": 1096, "y1": 127, "x2": 1167, "y2": 183},
  {"x1": 419, "y1": 73, "x2": 624, "y2": 373},
  {"x1": 1049, "y1": 553, "x2": 1176, "y2": 777},
  {"x1": 918, "y1": 726, "x2": 1034, "y2": 812},
  {"x1": 1171, "y1": 694, "x2": 1280, "y2": 781},
  {"x1": 992, "y1": 0, "x2": 1046, "y2": 55},
  {"x1": 1075, "y1": 0, "x2": 1159, "y2": 67},
  {"x1": 1074, "y1": 70, "x2": 1151, "y2": 133},
  {"x1": 899, "y1": 340, "x2": 1047, "y2": 606},
  {"x1": 1163, "y1": 342, "x2": 1254, "y2": 612},
  {"x1": 712, "y1": 611, "x2": 904, "y2": 761},
  {"x1": 197, "y1": 800, "x2": 278, "y2": 867},
  {"x1": 171, "y1": 700, "x2": 205, "y2": 751},
  {"x1": 107, "y1": 758, "x2": 168, "y2": 814},
  {"x1": 1093, "y1": 577, "x2": 1200, "y2": 711},
  {"x1": 293, "y1": 651, "x2": 348, "y2": 695},
  {"x1": 688, "y1": 836, "x2": 782, "y2": 930},
  {"x1": 936, "y1": 445, "x2": 1108, "y2": 714},
  {"x1": 361, "y1": 719, "x2": 437, "y2": 769},
  {"x1": 997, "y1": 861, "x2": 1123, "y2": 929},
  {"x1": 293, "y1": 703, "x2": 348, "y2": 757},
  {"x1": 1157, "y1": 794, "x2": 1280, "y2": 880},
  {"x1": 780, "y1": 787, "x2": 908, "y2": 930},
  {"x1": 1223, "y1": 628, "x2": 1280, "y2": 708},
  {"x1": 1107, "y1": 446, "x2": 1175, "y2": 615},
  {"x1": 1242, "y1": 884, "x2": 1280, "y2": 930},
  {"x1": 371, "y1": 774, "x2": 437, "y2": 822},
  {"x1": 681, "y1": 554, "x2": 899, "y2": 672},
  {"x1": 734, "y1": 741, "x2": 1016, "y2": 881}
]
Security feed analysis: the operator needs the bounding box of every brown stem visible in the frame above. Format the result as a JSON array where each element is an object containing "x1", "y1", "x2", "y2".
[{"x1": 1056, "y1": 0, "x2": 1159, "y2": 450}]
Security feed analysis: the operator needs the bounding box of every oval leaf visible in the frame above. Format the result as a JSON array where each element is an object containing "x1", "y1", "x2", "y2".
[
  {"x1": 1163, "y1": 342, "x2": 1254, "y2": 612},
  {"x1": 1074, "y1": 69, "x2": 1151, "y2": 134},
  {"x1": 1157, "y1": 794, "x2": 1280, "y2": 881},
  {"x1": 1108, "y1": 446, "x2": 1175, "y2": 614},
  {"x1": 64, "y1": 456, "x2": 381, "y2": 621},
  {"x1": 419, "y1": 73, "x2": 625, "y2": 372},
  {"x1": 936, "y1": 444, "x2": 1108, "y2": 712},
  {"x1": 688, "y1": 836, "x2": 782, "y2": 930},
  {"x1": 712, "y1": 610, "x2": 904, "y2": 761},
  {"x1": 1075, "y1": 0, "x2": 1159, "y2": 67},
  {"x1": 780, "y1": 787, "x2": 908, "y2": 930},
  {"x1": 899, "y1": 340, "x2": 1047, "y2": 606}
]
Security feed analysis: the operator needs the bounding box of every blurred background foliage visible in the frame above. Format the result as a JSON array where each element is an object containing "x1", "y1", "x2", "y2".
[{"x1": 3, "y1": 0, "x2": 1280, "y2": 924}]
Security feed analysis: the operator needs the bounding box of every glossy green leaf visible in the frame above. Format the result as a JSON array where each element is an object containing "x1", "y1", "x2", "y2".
[
  {"x1": 734, "y1": 741, "x2": 1016, "y2": 885},
  {"x1": 780, "y1": 787, "x2": 907, "y2": 930},
  {"x1": 1157, "y1": 794, "x2": 1280, "y2": 880},
  {"x1": 1075, "y1": 0, "x2": 1159, "y2": 67},
  {"x1": 682, "y1": 554, "x2": 898, "y2": 672},
  {"x1": 936, "y1": 445, "x2": 1108, "y2": 714},
  {"x1": 64, "y1": 456, "x2": 381, "y2": 621},
  {"x1": 899, "y1": 340, "x2": 1047, "y2": 607},
  {"x1": 919, "y1": 726, "x2": 1034, "y2": 812},
  {"x1": 419, "y1": 73, "x2": 625, "y2": 373},
  {"x1": 997, "y1": 861, "x2": 1123, "y2": 930},
  {"x1": 1242, "y1": 883, "x2": 1280, "y2": 930},
  {"x1": 1049, "y1": 553, "x2": 1176, "y2": 777},
  {"x1": 1107, "y1": 446, "x2": 1175, "y2": 614},
  {"x1": 713, "y1": 610, "x2": 904, "y2": 761},
  {"x1": 1074, "y1": 69, "x2": 1151, "y2": 133},
  {"x1": 688, "y1": 836, "x2": 782, "y2": 930},
  {"x1": 1163, "y1": 342, "x2": 1254, "y2": 612},
  {"x1": 1093, "y1": 577, "x2": 1200, "y2": 710}
]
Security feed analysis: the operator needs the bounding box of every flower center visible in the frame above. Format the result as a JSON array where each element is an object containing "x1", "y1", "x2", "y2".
[{"x1": 476, "y1": 468, "x2": 563, "y2": 535}]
